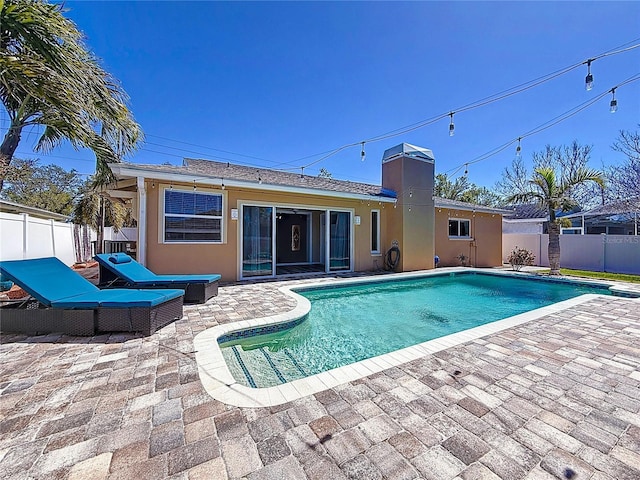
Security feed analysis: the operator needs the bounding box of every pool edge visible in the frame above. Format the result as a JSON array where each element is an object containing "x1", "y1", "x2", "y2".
[{"x1": 194, "y1": 268, "x2": 639, "y2": 408}]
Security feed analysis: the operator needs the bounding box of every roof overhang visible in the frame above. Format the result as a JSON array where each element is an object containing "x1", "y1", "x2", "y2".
[
  {"x1": 109, "y1": 164, "x2": 397, "y2": 203},
  {"x1": 0, "y1": 199, "x2": 69, "y2": 221}
]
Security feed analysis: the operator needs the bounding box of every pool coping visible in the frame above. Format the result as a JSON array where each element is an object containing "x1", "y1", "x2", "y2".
[{"x1": 194, "y1": 267, "x2": 639, "y2": 407}]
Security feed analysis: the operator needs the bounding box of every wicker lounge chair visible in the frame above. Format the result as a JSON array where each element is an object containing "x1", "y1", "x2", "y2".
[
  {"x1": 0, "y1": 257, "x2": 184, "y2": 336},
  {"x1": 95, "y1": 253, "x2": 220, "y2": 303}
]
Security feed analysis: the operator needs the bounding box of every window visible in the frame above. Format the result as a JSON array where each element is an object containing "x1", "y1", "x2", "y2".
[
  {"x1": 371, "y1": 210, "x2": 380, "y2": 254},
  {"x1": 448, "y1": 219, "x2": 470, "y2": 238},
  {"x1": 163, "y1": 189, "x2": 223, "y2": 243}
]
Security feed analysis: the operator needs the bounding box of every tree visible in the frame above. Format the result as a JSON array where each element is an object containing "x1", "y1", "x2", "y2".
[
  {"x1": 0, "y1": 0, "x2": 142, "y2": 190},
  {"x1": 608, "y1": 127, "x2": 640, "y2": 200},
  {"x1": 434, "y1": 173, "x2": 502, "y2": 207},
  {"x1": 434, "y1": 173, "x2": 471, "y2": 201},
  {"x1": 72, "y1": 187, "x2": 129, "y2": 255},
  {"x1": 507, "y1": 166, "x2": 604, "y2": 275},
  {"x1": 496, "y1": 141, "x2": 601, "y2": 208},
  {"x1": 318, "y1": 168, "x2": 332, "y2": 179},
  {"x1": 0, "y1": 158, "x2": 84, "y2": 214}
]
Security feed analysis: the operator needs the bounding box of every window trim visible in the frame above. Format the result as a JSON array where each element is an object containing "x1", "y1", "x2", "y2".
[
  {"x1": 160, "y1": 186, "x2": 226, "y2": 244},
  {"x1": 370, "y1": 209, "x2": 381, "y2": 255},
  {"x1": 448, "y1": 218, "x2": 472, "y2": 239}
]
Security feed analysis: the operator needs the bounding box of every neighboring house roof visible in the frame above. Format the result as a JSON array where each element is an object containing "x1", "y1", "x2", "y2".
[
  {"x1": 503, "y1": 204, "x2": 548, "y2": 220},
  {"x1": 0, "y1": 199, "x2": 69, "y2": 221},
  {"x1": 434, "y1": 197, "x2": 509, "y2": 215},
  {"x1": 563, "y1": 198, "x2": 640, "y2": 218},
  {"x1": 561, "y1": 198, "x2": 640, "y2": 225},
  {"x1": 110, "y1": 159, "x2": 397, "y2": 201}
]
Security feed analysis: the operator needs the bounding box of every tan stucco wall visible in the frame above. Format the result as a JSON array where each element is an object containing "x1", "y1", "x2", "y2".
[
  {"x1": 434, "y1": 208, "x2": 503, "y2": 267},
  {"x1": 142, "y1": 180, "x2": 392, "y2": 281}
]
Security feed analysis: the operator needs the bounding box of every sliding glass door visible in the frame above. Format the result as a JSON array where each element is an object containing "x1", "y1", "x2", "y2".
[
  {"x1": 242, "y1": 206, "x2": 274, "y2": 277},
  {"x1": 329, "y1": 211, "x2": 351, "y2": 271}
]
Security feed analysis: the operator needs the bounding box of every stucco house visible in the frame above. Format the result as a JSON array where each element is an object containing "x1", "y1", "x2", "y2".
[{"x1": 105, "y1": 143, "x2": 504, "y2": 282}]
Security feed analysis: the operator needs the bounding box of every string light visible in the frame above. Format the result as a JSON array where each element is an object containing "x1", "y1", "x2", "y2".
[
  {"x1": 464, "y1": 164, "x2": 468, "y2": 176},
  {"x1": 609, "y1": 88, "x2": 618, "y2": 113},
  {"x1": 221, "y1": 178, "x2": 225, "y2": 190},
  {"x1": 257, "y1": 170, "x2": 262, "y2": 184},
  {"x1": 193, "y1": 180, "x2": 197, "y2": 191},
  {"x1": 449, "y1": 112, "x2": 455, "y2": 137},
  {"x1": 361, "y1": 142, "x2": 366, "y2": 162},
  {"x1": 585, "y1": 59, "x2": 594, "y2": 91},
  {"x1": 516, "y1": 138, "x2": 522, "y2": 157}
]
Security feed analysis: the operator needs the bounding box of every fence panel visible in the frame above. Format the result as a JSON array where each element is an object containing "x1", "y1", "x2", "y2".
[
  {"x1": 503, "y1": 233, "x2": 640, "y2": 274},
  {"x1": 0, "y1": 212, "x2": 76, "y2": 265}
]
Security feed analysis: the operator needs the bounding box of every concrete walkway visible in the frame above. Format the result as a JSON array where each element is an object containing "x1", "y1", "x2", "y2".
[{"x1": 1, "y1": 275, "x2": 640, "y2": 479}]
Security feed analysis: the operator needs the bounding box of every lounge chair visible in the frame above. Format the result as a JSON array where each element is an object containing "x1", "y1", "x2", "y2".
[
  {"x1": 95, "y1": 253, "x2": 220, "y2": 303},
  {"x1": 0, "y1": 257, "x2": 184, "y2": 336}
]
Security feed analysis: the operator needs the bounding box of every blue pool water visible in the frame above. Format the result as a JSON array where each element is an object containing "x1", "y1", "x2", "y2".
[{"x1": 219, "y1": 272, "x2": 610, "y2": 388}]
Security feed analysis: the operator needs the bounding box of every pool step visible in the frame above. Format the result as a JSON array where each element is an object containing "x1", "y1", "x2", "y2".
[{"x1": 223, "y1": 345, "x2": 309, "y2": 388}]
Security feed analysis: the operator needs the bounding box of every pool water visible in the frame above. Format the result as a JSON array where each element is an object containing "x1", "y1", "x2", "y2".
[{"x1": 219, "y1": 272, "x2": 609, "y2": 388}]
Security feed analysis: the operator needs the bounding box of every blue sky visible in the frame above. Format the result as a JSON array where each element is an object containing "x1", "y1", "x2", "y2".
[{"x1": 5, "y1": 1, "x2": 640, "y2": 189}]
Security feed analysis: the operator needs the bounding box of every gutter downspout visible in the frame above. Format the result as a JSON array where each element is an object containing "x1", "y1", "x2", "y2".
[{"x1": 137, "y1": 177, "x2": 147, "y2": 266}]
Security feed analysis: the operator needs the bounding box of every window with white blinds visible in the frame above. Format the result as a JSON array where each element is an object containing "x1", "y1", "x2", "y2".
[{"x1": 163, "y1": 189, "x2": 223, "y2": 242}]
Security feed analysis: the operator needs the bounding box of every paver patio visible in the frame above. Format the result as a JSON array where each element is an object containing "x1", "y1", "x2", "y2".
[{"x1": 1, "y1": 274, "x2": 639, "y2": 479}]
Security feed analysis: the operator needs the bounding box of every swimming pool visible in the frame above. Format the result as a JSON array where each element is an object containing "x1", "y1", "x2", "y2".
[
  {"x1": 217, "y1": 272, "x2": 612, "y2": 388},
  {"x1": 194, "y1": 268, "x2": 638, "y2": 407}
]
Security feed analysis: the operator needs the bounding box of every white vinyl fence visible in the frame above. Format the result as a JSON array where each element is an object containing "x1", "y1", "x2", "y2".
[
  {"x1": 0, "y1": 212, "x2": 138, "y2": 266},
  {"x1": 0, "y1": 212, "x2": 76, "y2": 265},
  {"x1": 503, "y1": 233, "x2": 640, "y2": 275}
]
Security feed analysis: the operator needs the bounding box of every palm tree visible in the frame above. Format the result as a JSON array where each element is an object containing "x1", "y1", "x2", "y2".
[
  {"x1": 507, "y1": 167, "x2": 604, "y2": 275},
  {"x1": 0, "y1": 0, "x2": 142, "y2": 190},
  {"x1": 73, "y1": 189, "x2": 129, "y2": 255}
]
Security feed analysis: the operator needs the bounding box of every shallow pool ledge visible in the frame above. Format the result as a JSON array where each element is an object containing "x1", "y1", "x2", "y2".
[{"x1": 193, "y1": 274, "x2": 618, "y2": 407}]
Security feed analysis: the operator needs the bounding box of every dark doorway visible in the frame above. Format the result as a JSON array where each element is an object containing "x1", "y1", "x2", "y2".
[{"x1": 276, "y1": 213, "x2": 308, "y2": 264}]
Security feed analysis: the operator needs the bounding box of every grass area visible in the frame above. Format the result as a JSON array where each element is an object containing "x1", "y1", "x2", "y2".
[{"x1": 539, "y1": 268, "x2": 640, "y2": 284}]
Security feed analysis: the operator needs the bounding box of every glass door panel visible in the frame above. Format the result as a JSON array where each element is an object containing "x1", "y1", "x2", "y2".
[
  {"x1": 329, "y1": 211, "x2": 351, "y2": 271},
  {"x1": 242, "y1": 206, "x2": 274, "y2": 277}
]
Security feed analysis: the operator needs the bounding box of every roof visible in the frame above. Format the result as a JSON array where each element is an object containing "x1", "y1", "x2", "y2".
[
  {"x1": 563, "y1": 198, "x2": 640, "y2": 218},
  {"x1": 110, "y1": 159, "x2": 397, "y2": 201},
  {"x1": 503, "y1": 204, "x2": 548, "y2": 220},
  {"x1": 434, "y1": 197, "x2": 509, "y2": 215},
  {"x1": 0, "y1": 199, "x2": 69, "y2": 221}
]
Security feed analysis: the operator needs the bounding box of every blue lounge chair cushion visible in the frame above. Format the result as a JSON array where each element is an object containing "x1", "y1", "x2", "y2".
[
  {"x1": 95, "y1": 253, "x2": 221, "y2": 285},
  {"x1": 0, "y1": 257, "x2": 184, "y2": 309},
  {"x1": 0, "y1": 257, "x2": 98, "y2": 306},
  {"x1": 52, "y1": 288, "x2": 184, "y2": 309}
]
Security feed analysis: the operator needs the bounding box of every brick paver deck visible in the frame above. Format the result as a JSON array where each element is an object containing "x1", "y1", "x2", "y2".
[{"x1": 1, "y1": 275, "x2": 639, "y2": 479}]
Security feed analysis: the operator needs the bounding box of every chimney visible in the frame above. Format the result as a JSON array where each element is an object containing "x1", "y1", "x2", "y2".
[{"x1": 382, "y1": 143, "x2": 435, "y2": 271}]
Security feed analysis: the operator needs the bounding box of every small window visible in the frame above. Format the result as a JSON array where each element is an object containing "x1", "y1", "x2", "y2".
[
  {"x1": 164, "y1": 189, "x2": 223, "y2": 243},
  {"x1": 371, "y1": 210, "x2": 380, "y2": 254},
  {"x1": 448, "y1": 219, "x2": 471, "y2": 238}
]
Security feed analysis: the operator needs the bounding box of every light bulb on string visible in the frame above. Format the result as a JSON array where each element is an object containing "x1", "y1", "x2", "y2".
[
  {"x1": 193, "y1": 180, "x2": 197, "y2": 191},
  {"x1": 221, "y1": 178, "x2": 225, "y2": 190},
  {"x1": 585, "y1": 59, "x2": 594, "y2": 91},
  {"x1": 609, "y1": 88, "x2": 618, "y2": 113},
  {"x1": 449, "y1": 112, "x2": 455, "y2": 137},
  {"x1": 361, "y1": 141, "x2": 366, "y2": 162},
  {"x1": 516, "y1": 138, "x2": 522, "y2": 157},
  {"x1": 464, "y1": 164, "x2": 468, "y2": 176}
]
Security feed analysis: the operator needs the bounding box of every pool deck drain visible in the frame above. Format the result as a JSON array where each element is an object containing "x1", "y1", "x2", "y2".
[{"x1": 1, "y1": 269, "x2": 640, "y2": 479}]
